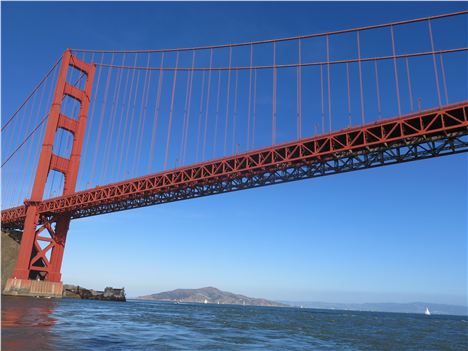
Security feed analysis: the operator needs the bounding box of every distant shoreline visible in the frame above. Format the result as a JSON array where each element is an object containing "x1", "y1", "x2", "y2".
[{"x1": 128, "y1": 298, "x2": 468, "y2": 317}]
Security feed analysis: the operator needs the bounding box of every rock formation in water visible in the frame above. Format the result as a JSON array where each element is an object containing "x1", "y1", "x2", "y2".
[
  {"x1": 63, "y1": 285, "x2": 126, "y2": 301},
  {"x1": 1, "y1": 230, "x2": 21, "y2": 291},
  {"x1": 137, "y1": 286, "x2": 288, "y2": 307},
  {"x1": 2, "y1": 231, "x2": 125, "y2": 301}
]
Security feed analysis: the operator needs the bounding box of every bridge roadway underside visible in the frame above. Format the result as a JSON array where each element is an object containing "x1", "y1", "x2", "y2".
[{"x1": 2, "y1": 102, "x2": 468, "y2": 230}]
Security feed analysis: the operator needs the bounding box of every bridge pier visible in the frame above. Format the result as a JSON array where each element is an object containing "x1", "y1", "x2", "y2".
[
  {"x1": 3, "y1": 279, "x2": 63, "y2": 298},
  {"x1": 47, "y1": 216, "x2": 71, "y2": 282},
  {"x1": 2, "y1": 209, "x2": 69, "y2": 297},
  {"x1": 7, "y1": 204, "x2": 40, "y2": 281}
]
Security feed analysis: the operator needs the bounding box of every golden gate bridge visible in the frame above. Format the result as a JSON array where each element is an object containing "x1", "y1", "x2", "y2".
[{"x1": 2, "y1": 11, "x2": 467, "y2": 296}]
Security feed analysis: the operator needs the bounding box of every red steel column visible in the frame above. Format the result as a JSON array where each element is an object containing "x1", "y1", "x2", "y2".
[
  {"x1": 10, "y1": 49, "x2": 95, "y2": 282},
  {"x1": 47, "y1": 216, "x2": 71, "y2": 282},
  {"x1": 10, "y1": 203, "x2": 41, "y2": 279},
  {"x1": 11, "y1": 51, "x2": 72, "y2": 280},
  {"x1": 48, "y1": 56, "x2": 95, "y2": 282}
]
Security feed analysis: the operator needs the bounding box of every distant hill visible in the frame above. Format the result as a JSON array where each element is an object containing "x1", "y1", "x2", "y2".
[
  {"x1": 137, "y1": 287, "x2": 288, "y2": 307},
  {"x1": 283, "y1": 301, "x2": 468, "y2": 316}
]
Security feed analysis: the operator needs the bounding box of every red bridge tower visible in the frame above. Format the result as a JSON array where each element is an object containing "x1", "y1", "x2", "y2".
[{"x1": 4, "y1": 50, "x2": 95, "y2": 297}]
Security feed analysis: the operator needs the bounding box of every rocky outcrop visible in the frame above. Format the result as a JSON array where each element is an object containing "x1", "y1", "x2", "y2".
[
  {"x1": 1, "y1": 230, "x2": 21, "y2": 291},
  {"x1": 137, "y1": 287, "x2": 287, "y2": 307},
  {"x1": 2, "y1": 231, "x2": 125, "y2": 301},
  {"x1": 63, "y1": 284, "x2": 126, "y2": 301}
]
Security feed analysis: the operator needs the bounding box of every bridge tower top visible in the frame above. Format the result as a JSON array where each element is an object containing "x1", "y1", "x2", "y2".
[{"x1": 30, "y1": 49, "x2": 95, "y2": 201}]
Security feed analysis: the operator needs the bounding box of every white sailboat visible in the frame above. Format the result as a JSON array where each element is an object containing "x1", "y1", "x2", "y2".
[
  {"x1": 424, "y1": 306, "x2": 431, "y2": 316},
  {"x1": 204, "y1": 299, "x2": 208, "y2": 304}
]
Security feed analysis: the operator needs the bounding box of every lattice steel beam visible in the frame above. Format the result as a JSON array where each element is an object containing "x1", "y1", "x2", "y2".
[{"x1": 2, "y1": 102, "x2": 467, "y2": 230}]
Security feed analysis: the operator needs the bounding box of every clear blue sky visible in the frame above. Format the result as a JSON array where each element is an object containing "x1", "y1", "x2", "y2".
[{"x1": 2, "y1": 2, "x2": 467, "y2": 304}]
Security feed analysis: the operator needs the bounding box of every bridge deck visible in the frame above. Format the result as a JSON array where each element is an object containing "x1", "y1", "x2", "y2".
[{"x1": 2, "y1": 101, "x2": 467, "y2": 230}]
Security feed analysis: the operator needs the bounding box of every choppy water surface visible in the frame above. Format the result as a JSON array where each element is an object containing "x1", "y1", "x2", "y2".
[{"x1": 2, "y1": 296, "x2": 467, "y2": 350}]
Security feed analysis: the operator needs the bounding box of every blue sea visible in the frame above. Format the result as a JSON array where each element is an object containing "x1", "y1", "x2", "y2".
[{"x1": 2, "y1": 296, "x2": 467, "y2": 350}]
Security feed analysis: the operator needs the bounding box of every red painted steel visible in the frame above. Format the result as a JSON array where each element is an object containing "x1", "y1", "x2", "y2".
[
  {"x1": 2, "y1": 10, "x2": 467, "y2": 289},
  {"x1": 9, "y1": 50, "x2": 95, "y2": 282},
  {"x1": 3, "y1": 101, "x2": 467, "y2": 230}
]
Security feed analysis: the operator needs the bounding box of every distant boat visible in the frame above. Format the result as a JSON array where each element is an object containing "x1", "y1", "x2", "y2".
[
  {"x1": 424, "y1": 307, "x2": 431, "y2": 316},
  {"x1": 204, "y1": 299, "x2": 208, "y2": 304}
]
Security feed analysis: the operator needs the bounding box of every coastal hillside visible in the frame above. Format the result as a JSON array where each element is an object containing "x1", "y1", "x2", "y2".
[
  {"x1": 1, "y1": 230, "x2": 21, "y2": 291},
  {"x1": 137, "y1": 287, "x2": 288, "y2": 307}
]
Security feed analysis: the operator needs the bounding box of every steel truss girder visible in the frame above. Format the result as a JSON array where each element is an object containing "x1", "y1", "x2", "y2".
[
  {"x1": 3, "y1": 133, "x2": 466, "y2": 230},
  {"x1": 28, "y1": 216, "x2": 58, "y2": 276},
  {"x1": 2, "y1": 102, "x2": 467, "y2": 230},
  {"x1": 68, "y1": 132, "x2": 468, "y2": 218}
]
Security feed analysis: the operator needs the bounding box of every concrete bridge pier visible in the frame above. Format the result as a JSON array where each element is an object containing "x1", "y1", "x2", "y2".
[{"x1": 3, "y1": 279, "x2": 63, "y2": 298}]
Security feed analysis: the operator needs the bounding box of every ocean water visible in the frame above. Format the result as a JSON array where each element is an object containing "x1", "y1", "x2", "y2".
[{"x1": 2, "y1": 296, "x2": 467, "y2": 351}]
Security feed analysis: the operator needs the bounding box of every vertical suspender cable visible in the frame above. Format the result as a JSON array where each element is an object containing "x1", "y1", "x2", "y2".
[
  {"x1": 252, "y1": 69, "x2": 257, "y2": 148},
  {"x1": 12, "y1": 70, "x2": 45, "y2": 208},
  {"x1": 428, "y1": 19, "x2": 442, "y2": 107},
  {"x1": 346, "y1": 62, "x2": 352, "y2": 126},
  {"x1": 272, "y1": 42, "x2": 277, "y2": 144},
  {"x1": 196, "y1": 70, "x2": 206, "y2": 162},
  {"x1": 183, "y1": 52, "x2": 195, "y2": 164},
  {"x1": 232, "y1": 70, "x2": 239, "y2": 153},
  {"x1": 16, "y1": 82, "x2": 40, "y2": 204},
  {"x1": 405, "y1": 58, "x2": 414, "y2": 111},
  {"x1": 213, "y1": 70, "x2": 222, "y2": 157},
  {"x1": 297, "y1": 39, "x2": 302, "y2": 138},
  {"x1": 357, "y1": 31, "x2": 365, "y2": 124},
  {"x1": 374, "y1": 60, "x2": 382, "y2": 118},
  {"x1": 103, "y1": 55, "x2": 126, "y2": 181},
  {"x1": 111, "y1": 54, "x2": 130, "y2": 178},
  {"x1": 320, "y1": 65, "x2": 325, "y2": 134},
  {"x1": 326, "y1": 35, "x2": 332, "y2": 132},
  {"x1": 180, "y1": 53, "x2": 193, "y2": 163},
  {"x1": 247, "y1": 44, "x2": 253, "y2": 149},
  {"x1": 164, "y1": 52, "x2": 179, "y2": 170},
  {"x1": 118, "y1": 54, "x2": 138, "y2": 178},
  {"x1": 439, "y1": 55, "x2": 449, "y2": 104},
  {"x1": 101, "y1": 62, "x2": 121, "y2": 182},
  {"x1": 202, "y1": 49, "x2": 213, "y2": 160},
  {"x1": 135, "y1": 54, "x2": 153, "y2": 173},
  {"x1": 27, "y1": 66, "x2": 49, "y2": 194},
  {"x1": 390, "y1": 25, "x2": 401, "y2": 116},
  {"x1": 79, "y1": 51, "x2": 95, "y2": 189},
  {"x1": 34, "y1": 66, "x2": 58, "y2": 202},
  {"x1": 132, "y1": 54, "x2": 151, "y2": 173},
  {"x1": 224, "y1": 47, "x2": 232, "y2": 155},
  {"x1": 148, "y1": 53, "x2": 165, "y2": 172},
  {"x1": 123, "y1": 62, "x2": 142, "y2": 178},
  {"x1": 111, "y1": 53, "x2": 130, "y2": 177},
  {"x1": 83, "y1": 53, "x2": 104, "y2": 183},
  {"x1": 90, "y1": 54, "x2": 114, "y2": 184}
]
